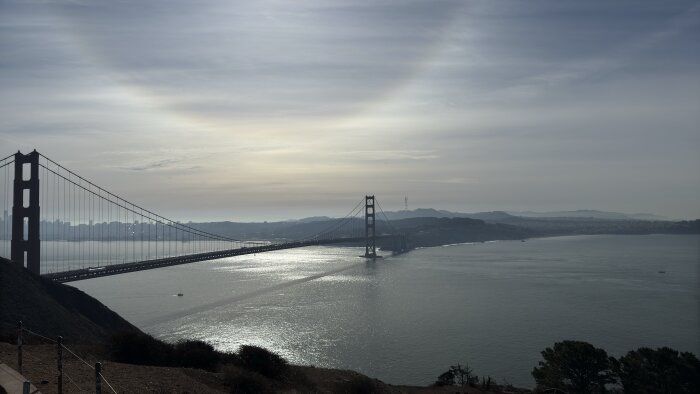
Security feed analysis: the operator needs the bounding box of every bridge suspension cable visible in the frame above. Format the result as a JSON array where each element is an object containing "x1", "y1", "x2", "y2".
[
  {"x1": 301, "y1": 197, "x2": 365, "y2": 241},
  {"x1": 39, "y1": 153, "x2": 244, "y2": 242},
  {"x1": 1, "y1": 155, "x2": 15, "y2": 259},
  {"x1": 1, "y1": 150, "x2": 402, "y2": 281},
  {"x1": 30, "y1": 152, "x2": 271, "y2": 275},
  {"x1": 374, "y1": 198, "x2": 397, "y2": 234}
]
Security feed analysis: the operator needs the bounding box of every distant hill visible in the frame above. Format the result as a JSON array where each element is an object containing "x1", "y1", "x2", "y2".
[
  {"x1": 507, "y1": 210, "x2": 669, "y2": 221},
  {"x1": 377, "y1": 208, "x2": 670, "y2": 222},
  {"x1": 382, "y1": 208, "x2": 519, "y2": 222},
  {"x1": 0, "y1": 257, "x2": 140, "y2": 343},
  {"x1": 374, "y1": 217, "x2": 537, "y2": 250},
  {"x1": 293, "y1": 216, "x2": 333, "y2": 223},
  {"x1": 185, "y1": 209, "x2": 693, "y2": 243}
]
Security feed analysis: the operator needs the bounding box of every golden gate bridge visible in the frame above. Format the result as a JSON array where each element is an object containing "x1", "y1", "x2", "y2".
[{"x1": 0, "y1": 150, "x2": 407, "y2": 283}]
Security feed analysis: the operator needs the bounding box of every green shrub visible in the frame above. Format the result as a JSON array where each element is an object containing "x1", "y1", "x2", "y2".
[{"x1": 237, "y1": 345, "x2": 288, "y2": 379}]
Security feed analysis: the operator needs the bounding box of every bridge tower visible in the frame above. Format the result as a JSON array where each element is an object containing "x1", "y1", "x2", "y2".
[
  {"x1": 364, "y1": 195, "x2": 376, "y2": 258},
  {"x1": 11, "y1": 150, "x2": 41, "y2": 274}
]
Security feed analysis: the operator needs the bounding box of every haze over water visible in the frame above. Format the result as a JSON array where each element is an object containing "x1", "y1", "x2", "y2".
[{"x1": 72, "y1": 234, "x2": 700, "y2": 388}]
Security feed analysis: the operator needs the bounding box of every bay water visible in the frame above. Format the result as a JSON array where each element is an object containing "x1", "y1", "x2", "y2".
[{"x1": 69, "y1": 234, "x2": 699, "y2": 387}]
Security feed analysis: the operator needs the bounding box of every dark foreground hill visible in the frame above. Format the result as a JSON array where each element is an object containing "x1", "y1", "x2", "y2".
[{"x1": 0, "y1": 257, "x2": 139, "y2": 343}]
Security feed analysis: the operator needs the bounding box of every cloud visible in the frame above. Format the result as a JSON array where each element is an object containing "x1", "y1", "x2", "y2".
[
  {"x1": 0, "y1": 0, "x2": 698, "y2": 220},
  {"x1": 344, "y1": 150, "x2": 439, "y2": 161},
  {"x1": 116, "y1": 158, "x2": 189, "y2": 172}
]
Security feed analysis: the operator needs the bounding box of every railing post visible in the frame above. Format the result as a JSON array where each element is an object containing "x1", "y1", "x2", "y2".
[
  {"x1": 57, "y1": 336, "x2": 63, "y2": 394},
  {"x1": 17, "y1": 321, "x2": 22, "y2": 374},
  {"x1": 95, "y1": 362, "x2": 102, "y2": 394}
]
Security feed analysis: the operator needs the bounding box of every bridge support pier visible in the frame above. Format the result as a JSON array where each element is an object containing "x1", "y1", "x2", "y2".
[
  {"x1": 364, "y1": 195, "x2": 376, "y2": 258},
  {"x1": 11, "y1": 150, "x2": 41, "y2": 275}
]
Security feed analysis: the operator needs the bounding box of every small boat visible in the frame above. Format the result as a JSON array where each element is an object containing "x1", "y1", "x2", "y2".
[
  {"x1": 657, "y1": 271, "x2": 666, "y2": 274},
  {"x1": 177, "y1": 293, "x2": 184, "y2": 297}
]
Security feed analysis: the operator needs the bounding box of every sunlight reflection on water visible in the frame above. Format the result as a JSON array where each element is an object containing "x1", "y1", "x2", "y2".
[{"x1": 72, "y1": 236, "x2": 699, "y2": 388}]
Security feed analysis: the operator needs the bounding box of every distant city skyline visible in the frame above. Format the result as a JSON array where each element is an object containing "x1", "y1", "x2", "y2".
[{"x1": 1, "y1": 1, "x2": 698, "y2": 221}]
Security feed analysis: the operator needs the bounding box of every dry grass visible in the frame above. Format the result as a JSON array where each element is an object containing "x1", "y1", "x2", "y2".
[
  {"x1": 0, "y1": 343, "x2": 227, "y2": 393},
  {"x1": 0, "y1": 343, "x2": 525, "y2": 393}
]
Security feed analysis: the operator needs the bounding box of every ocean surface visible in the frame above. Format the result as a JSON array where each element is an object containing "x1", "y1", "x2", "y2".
[{"x1": 69, "y1": 234, "x2": 700, "y2": 388}]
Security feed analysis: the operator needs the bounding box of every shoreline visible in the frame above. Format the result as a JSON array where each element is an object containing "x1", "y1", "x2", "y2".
[{"x1": 410, "y1": 232, "x2": 699, "y2": 251}]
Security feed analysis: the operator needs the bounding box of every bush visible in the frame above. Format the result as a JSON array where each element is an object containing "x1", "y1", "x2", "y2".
[
  {"x1": 108, "y1": 330, "x2": 172, "y2": 366},
  {"x1": 173, "y1": 339, "x2": 220, "y2": 371},
  {"x1": 616, "y1": 347, "x2": 700, "y2": 394},
  {"x1": 434, "y1": 363, "x2": 478, "y2": 387},
  {"x1": 434, "y1": 370, "x2": 454, "y2": 386},
  {"x1": 532, "y1": 340, "x2": 616, "y2": 394},
  {"x1": 109, "y1": 332, "x2": 232, "y2": 371},
  {"x1": 237, "y1": 345, "x2": 288, "y2": 379}
]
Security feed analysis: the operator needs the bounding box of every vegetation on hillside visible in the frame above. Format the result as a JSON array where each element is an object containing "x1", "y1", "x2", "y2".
[
  {"x1": 433, "y1": 340, "x2": 699, "y2": 394},
  {"x1": 106, "y1": 330, "x2": 389, "y2": 393},
  {"x1": 0, "y1": 257, "x2": 138, "y2": 342},
  {"x1": 532, "y1": 340, "x2": 616, "y2": 393}
]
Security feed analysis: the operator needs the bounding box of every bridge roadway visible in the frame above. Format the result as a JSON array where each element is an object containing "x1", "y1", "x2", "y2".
[{"x1": 42, "y1": 236, "x2": 388, "y2": 283}]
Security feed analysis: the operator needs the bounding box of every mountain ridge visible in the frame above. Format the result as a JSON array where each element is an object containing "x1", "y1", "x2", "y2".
[{"x1": 376, "y1": 208, "x2": 670, "y2": 222}]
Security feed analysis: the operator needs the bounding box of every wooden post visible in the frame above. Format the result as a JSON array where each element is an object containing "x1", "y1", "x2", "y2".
[
  {"x1": 95, "y1": 362, "x2": 102, "y2": 394},
  {"x1": 57, "y1": 336, "x2": 63, "y2": 394},
  {"x1": 17, "y1": 321, "x2": 22, "y2": 374}
]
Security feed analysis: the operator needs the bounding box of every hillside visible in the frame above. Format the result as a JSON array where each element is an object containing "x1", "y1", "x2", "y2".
[
  {"x1": 382, "y1": 217, "x2": 536, "y2": 249},
  {"x1": 0, "y1": 257, "x2": 139, "y2": 343},
  {"x1": 490, "y1": 218, "x2": 700, "y2": 237},
  {"x1": 507, "y1": 209, "x2": 669, "y2": 221}
]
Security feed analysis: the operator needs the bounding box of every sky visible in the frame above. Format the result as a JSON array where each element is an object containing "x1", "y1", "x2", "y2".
[{"x1": 1, "y1": 0, "x2": 699, "y2": 221}]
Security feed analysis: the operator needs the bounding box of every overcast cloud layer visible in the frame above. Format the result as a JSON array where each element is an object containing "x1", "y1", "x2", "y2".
[{"x1": 1, "y1": 0, "x2": 698, "y2": 221}]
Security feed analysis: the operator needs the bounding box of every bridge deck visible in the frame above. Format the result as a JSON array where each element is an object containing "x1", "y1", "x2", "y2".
[{"x1": 41, "y1": 237, "x2": 375, "y2": 283}]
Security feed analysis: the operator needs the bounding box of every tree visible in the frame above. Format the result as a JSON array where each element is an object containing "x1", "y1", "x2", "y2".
[
  {"x1": 237, "y1": 345, "x2": 288, "y2": 379},
  {"x1": 532, "y1": 340, "x2": 616, "y2": 394},
  {"x1": 434, "y1": 370, "x2": 455, "y2": 386},
  {"x1": 616, "y1": 347, "x2": 700, "y2": 394},
  {"x1": 434, "y1": 363, "x2": 478, "y2": 387},
  {"x1": 450, "y1": 363, "x2": 478, "y2": 387}
]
